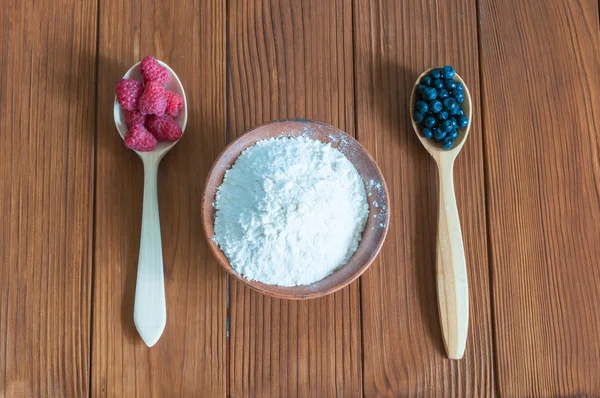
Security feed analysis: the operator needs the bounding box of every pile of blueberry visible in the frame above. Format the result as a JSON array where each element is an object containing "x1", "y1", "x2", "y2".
[{"x1": 413, "y1": 65, "x2": 468, "y2": 150}]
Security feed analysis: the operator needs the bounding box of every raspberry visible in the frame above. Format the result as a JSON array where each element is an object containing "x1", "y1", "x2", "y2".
[
  {"x1": 147, "y1": 115, "x2": 183, "y2": 142},
  {"x1": 138, "y1": 81, "x2": 167, "y2": 116},
  {"x1": 140, "y1": 56, "x2": 172, "y2": 85},
  {"x1": 124, "y1": 125, "x2": 157, "y2": 152},
  {"x1": 124, "y1": 109, "x2": 146, "y2": 127},
  {"x1": 115, "y1": 79, "x2": 143, "y2": 111},
  {"x1": 165, "y1": 90, "x2": 184, "y2": 117}
]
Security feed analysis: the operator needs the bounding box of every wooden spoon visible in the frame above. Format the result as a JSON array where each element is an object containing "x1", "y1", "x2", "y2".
[
  {"x1": 113, "y1": 60, "x2": 188, "y2": 347},
  {"x1": 410, "y1": 68, "x2": 472, "y2": 359}
]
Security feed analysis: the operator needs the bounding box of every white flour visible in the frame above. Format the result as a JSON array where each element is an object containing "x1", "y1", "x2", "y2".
[{"x1": 213, "y1": 136, "x2": 369, "y2": 286}]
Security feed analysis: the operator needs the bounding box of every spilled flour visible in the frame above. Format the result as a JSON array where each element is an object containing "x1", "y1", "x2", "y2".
[{"x1": 213, "y1": 136, "x2": 369, "y2": 286}]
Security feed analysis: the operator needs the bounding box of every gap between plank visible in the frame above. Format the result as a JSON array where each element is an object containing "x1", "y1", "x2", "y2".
[
  {"x1": 349, "y1": 0, "x2": 367, "y2": 396},
  {"x1": 225, "y1": 0, "x2": 231, "y2": 396},
  {"x1": 88, "y1": 0, "x2": 101, "y2": 396},
  {"x1": 475, "y1": 0, "x2": 500, "y2": 394}
]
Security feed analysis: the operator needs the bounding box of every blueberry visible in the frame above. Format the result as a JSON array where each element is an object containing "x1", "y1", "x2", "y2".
[
  {"x1": 433, "y1": 128, "x2": 446, "y2": 141},
  {"x1": 413, "y1": 112, "x2": 425, "y2": 123},
  {"x1": 456, "y1": 108, "x2": 464, "y2": 116},
  {"x1": 452, "y1": 90, "x2": 465, "y2": 103},
  {"x1": 431, "y1": 79, "x2": 444, "y2": 90},
  {"x1": 448, "y1": 129, "x2": 459, "y2": 140},
  {"x1": 442, "y1": 65, "x2": 455, "y2": 80},
  {"x1": 423, "y1": 115, "x2": 437, "y2": 128},
  {"x1": 450, "y1": 117, "x2": 458, "y2": 129},
  {"x1": 457, "y1": 115, "x2": 469, "y2": 128},
  {"x1": 417, "y1": 84, "x2": 428, "y2": 94},
  {"x1": 443, "y1": 97, "x2": 458, "y2": 113},
  {"x1": 454, "y1": 82, "x2": 464, "y2": 92},
  {"x1": 441, "y1": 120, "x2": 453, "y2": 132},
  {"x1": 430, "y1": 69, "x2": 441, "y2": 79},
  {"x1": 437, "y1": 110, "x2": 449, "y2": 121},
  {"x1": 437, "y1": 89, "x2": 449, "y2": 99},
  {"x1": 421, "y1": 128, "x2": 433, "y2": 139},
  {"x1": 422, "y1": 87, "x2": 437, "y2": 101},
  {"x1": 444, "y1": 79, "x2": 457, "y2": 91},
  {"x1": 442, "y1": 138, "x2": 454, "y2": 150},
  {"x1": 429, "y1": 100, "x2": 442, "y2": 113},
  {"x1": 415, "y1": 100, "x2": 428, "y2": 114},
  {"x1": 421, "y1": 76, "x2": 432, "y2": 86}
]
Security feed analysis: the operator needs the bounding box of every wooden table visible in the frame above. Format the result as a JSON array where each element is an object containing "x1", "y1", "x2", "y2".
[{"x1": 1, "y1": 0, "x2": 599, "y2": 396}]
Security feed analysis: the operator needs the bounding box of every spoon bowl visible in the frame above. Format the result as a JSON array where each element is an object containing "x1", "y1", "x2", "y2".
[
  {"x1": 410, "y1": 68, "x2": 472, "y2": 160},
  {"x1": 113, "y1": 59, "x2": 187, "y2": 347},
  {"x1": 410, "y1": 67, "x2": 472, "y2": 359},
  {"x1": 113, "y1": 60, "x2": 188, "y2": 158}
]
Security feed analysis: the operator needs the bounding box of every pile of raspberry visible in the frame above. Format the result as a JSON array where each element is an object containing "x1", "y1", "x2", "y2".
[{"x1": 115, "y1": 56, "x2": 184, "y2": 151}]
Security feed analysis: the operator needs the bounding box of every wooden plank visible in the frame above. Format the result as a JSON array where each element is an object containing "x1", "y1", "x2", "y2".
[
  {"x1": 227, "y1": 0, "x2": 362, "y2": 396},
  {"x1": 0, "y1": 0, "x2": 97, "y2": 396},
  {"x1": 91, "y1": 0, "x2": 227, "y2": 396},
  {"x1": 353, "y1": 1, "x2": 495, "y2": 396},
  {"x1": 479, "y1": 0, "x2": 600, "y2": 395}
]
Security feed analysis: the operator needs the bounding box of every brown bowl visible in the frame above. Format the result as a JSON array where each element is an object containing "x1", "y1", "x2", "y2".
[{"x1": 202, "y1": 119, "x2": 390, "y2": 299}]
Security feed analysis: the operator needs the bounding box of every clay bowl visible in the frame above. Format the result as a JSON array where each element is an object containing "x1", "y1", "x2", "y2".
[{"x1": 202, "y1": 119, "x2": 390, "y2": 299}]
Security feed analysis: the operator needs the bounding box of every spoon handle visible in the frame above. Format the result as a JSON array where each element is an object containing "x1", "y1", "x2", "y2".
[
  {"x1": 133, "y1": 159, "x2": 166, "y2": 347},
  {"x1": 436, "y1": 159, "x2": 469, "y2": 359}
]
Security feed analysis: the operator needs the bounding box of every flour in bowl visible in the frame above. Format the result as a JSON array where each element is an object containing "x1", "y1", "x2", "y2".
[{"x1": 212, "y1": 136, "x2": 369, "y2": 286}]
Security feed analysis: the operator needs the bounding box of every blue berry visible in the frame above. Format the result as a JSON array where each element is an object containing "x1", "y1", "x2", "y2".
[
  {"x1": 456, "y1": 108, "x2": 464, "y2": 116},
  {"x1": 431, "y1": 79, "x2": 444, "y2": 90},
  {"x1": 443, "y1": 97, "x2": 458, "y2": 113},
  {"x1": 437, "y1": 110, "x2": 449, "y2": 121},
  {"x1": 414, "y1": 112, "x2": 424, "y2": 123},
  {"x1": 444, "y1": 79, "x2": 457, "y2": 91},
  {"x1": 430, "y1": 69, "x2": 441, "y2": 79},
  {"x1": 423, "y1": 116, "x2": 436, "y2": 128},
  {"x1": 429, "y1": 100, "x2": 442, "y2": 113},
  {"x1": 448, "y1": 129, "x2": 459, "y2": 140},
  {"x1": 442, "y1": 138, "x2": 454, "y2": 150},
  {"x1": 454, "y1": 82, "x2": 464, "y2": 92},
  {"x1": 450, "y1": 117, "x2": 458, "y2": 129},
  {"x1": 457, "y1": 115, "x2": 469, "y2": 128},
  {"x1": 437, "y1": 89, "x2": 449, "y2": 99},
  {"x1": 451, "y1": 105, "x2": 462, "y2": 115},
  {"x1": 421, "y1": 76, "x2": 432, "y2": 86},
  {"x1": 417, "y1": 84, "x2": 428, "y2": 94},
  {"x1": 433, "y1": 128, "x2": 446, "y2": 141},
  {"x1": 442, "y1": 65, "x2": 455, "y2": 79},
  {"x1": 415, "y1": 100, "x2": 428, "y2": 114},
  {"x1": 441, "y1": 120, "x2": 453, "y2": 132},
  {"x1": 452, "y1": 90, "x2": 465, "y2": 103},
  {"x1": 421, "y1": 128, "x2": 433, "y2": 139},
  {"x1": 422, "y1": 87, "x2": 437, "y2": 101}
]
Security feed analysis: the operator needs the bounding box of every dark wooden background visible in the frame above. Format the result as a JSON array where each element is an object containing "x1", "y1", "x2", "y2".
[{"x1": 1, "y1": 0, "x2": 599, "y2": 396}]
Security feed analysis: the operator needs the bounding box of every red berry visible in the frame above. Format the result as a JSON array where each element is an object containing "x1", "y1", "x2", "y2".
[
  {"x1": 138, "y1": 81, "x2": 167, "y2": 116},
  {"x1": 165, "y1": 90, "x2": 184, "y2": 117},
  {"x1": 140, "y1": 56, "x2": 172, "y2": 85},
  {"x1": 124, "y1": 109, "x2": 146, "y2": 127},
  {"x1": 115, "y1": 79, "x2": 143, "y2": 111},
  {"x1": 147, "y1": 115, "x2": 183, "y2": 142},
  {"x1": 124, "y1": 125, "x2": 157, "y2": 152}
]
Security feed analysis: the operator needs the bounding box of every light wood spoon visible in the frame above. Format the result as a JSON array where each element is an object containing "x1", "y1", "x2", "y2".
[
  {"x1": 410, "y1": 68, "x2": 472, "y2": 359},
  {"x1": 113, "y1": 60, "x2": 187, "y2": 347}
]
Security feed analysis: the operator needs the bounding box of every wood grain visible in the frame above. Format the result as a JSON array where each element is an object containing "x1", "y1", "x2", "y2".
[
  {"x1": 353, "y1": 0, "x2": 495, "y2": 395},
  {"x1": 227, "y1": 0, "x2": 362, "y2": 396},
  {"x1": 0, "y1": 0, "x2": 97, "y2": 396},
  {"x1": 479, "y1": 0, "x2": 600, "y2": 395},
  {"x1": 2, "y1": 0, "x2": 600, "y2": 394},
  {"x1": 92, "y1": 0, "x2": 227, "y2": 396}
]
